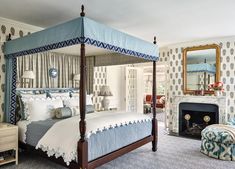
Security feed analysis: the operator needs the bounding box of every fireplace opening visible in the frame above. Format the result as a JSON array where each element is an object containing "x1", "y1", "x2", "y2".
[{"x1": 179, "y1": 103, "x2": 219, "y2": 139}]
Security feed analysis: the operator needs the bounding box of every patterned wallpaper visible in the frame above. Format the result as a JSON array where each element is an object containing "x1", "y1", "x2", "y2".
[
  {"x1": 164, "y1": 39, "x2": 235, "y2": 132},
  {"x1": 0, "y1": 22, "x2": 37, "y2": 122},
  {"x1": 93, "y1": 66, "x2": 107, "y2": 110}
]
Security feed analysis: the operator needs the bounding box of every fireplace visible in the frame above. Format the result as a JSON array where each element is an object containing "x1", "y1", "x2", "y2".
[{"x1": 179, "y1": 102, "x2": 219, "y2": 139}]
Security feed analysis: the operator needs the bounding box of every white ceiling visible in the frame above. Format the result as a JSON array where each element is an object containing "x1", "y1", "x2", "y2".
[
  {"x1": 52, "y1": 44, "x2": 112, "y2": 56},
  {"x1": 0, "y1": 0, "x2": 235, "y2": 47}
]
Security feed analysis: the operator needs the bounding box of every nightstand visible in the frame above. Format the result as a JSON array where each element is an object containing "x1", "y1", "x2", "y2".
[
  {"x1": 0, "y1": 123, "x2": 18, "y2": 166},
  {"x1": 144, "y1": 104, "x2": 152, "y2": 114}
]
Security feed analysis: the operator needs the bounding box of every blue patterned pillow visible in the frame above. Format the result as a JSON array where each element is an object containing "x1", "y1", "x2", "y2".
[
  {"x1": 227, "y1": 118, "x2": 235, "y2": 125},
  {"x1": 86, "y1": 105, "x2": 95, "y2": 114}
]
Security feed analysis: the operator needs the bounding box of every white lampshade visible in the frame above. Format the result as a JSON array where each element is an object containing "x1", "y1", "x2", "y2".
[
  {"x1": 99, "y1": 85, "x2": 113, "y2": 96},
  {"x1": 74, "y1": 74, "x2": 80, "y2": 81},
  {"x1": 22, "y1": 70, "x2": 35, "y2": 79}
]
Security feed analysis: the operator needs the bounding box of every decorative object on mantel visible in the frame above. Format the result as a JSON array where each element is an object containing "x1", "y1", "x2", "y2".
[
  {"x1": 98, "y1": 85, "x2": 113, "y2": 110},
  {"x1": 48, "y1": 68, "x2": 58, "y2": 78},
  {"x1": 208, "y1": 81, "x2": 224, "y2": 96},
  {"x1": 194, "y1": 90, "x2": 204, "y2": 96},
  {"x1": 21, "y1": 70, "x2": 35, "y2": 88}
]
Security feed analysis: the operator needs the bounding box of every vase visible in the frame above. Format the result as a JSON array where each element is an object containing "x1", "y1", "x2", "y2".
[{"x1": 214, "y1": 90, "x2": 222, "y2": 96}]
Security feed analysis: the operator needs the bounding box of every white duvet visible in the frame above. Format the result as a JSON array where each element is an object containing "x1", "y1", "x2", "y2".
[{"x1": 36, "y1": 111, "x2": 151, "y2": 165}]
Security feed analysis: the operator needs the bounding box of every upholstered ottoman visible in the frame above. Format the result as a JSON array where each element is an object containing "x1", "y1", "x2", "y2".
[{"x1": 201, "y1": 124, "x2": 235, "y2": 161}]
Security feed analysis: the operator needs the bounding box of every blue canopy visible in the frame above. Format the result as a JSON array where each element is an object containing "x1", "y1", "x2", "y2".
[
  {"x1": 187, "y1": 63, "x2": 216, "y2": 74},
  {"x1": 4, "y1": 17, "x2": 158, "y2": 61}
]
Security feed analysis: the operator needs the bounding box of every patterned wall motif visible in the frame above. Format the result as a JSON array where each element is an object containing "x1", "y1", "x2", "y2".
[
  {"x1": 93, "y1": 66, "x2": 107, "y2": 110},
  {"x1": 164, "y1": 40, "x2": 235, "y2": 132},
  {"x1": 0, "y1": 22, "x2": 36, "y2": 122}
]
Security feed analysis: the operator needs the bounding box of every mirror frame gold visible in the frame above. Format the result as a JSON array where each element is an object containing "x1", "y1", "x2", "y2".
[{"x1": 183, "y1": 44, "x2": 221, "y2": 94}]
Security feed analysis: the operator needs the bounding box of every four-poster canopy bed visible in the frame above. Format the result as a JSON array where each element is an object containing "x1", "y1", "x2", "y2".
[{"x1": 3, "y1": 5, "x2": 159, "y2": 169}]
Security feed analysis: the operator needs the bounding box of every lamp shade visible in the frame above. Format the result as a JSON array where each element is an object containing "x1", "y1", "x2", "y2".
[
  {"x1": 73, "y1": 74, "x2": 80, "y2": 81},
  {"x1": 98, "y1": 85, "x2": 113, "y2": 96},
  {"x1": 22, "y1": 70, "x2": 35, "y2": 79}
]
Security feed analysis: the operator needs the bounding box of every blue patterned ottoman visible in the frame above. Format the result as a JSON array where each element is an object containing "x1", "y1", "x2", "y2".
[{"x1": 201, "y1": 124, "x2": 235, "y2": 161}]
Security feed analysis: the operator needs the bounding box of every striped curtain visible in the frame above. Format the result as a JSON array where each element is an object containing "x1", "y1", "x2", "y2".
[{"x1": 17, "y1": 52, "x2": 94, "y2": 93}]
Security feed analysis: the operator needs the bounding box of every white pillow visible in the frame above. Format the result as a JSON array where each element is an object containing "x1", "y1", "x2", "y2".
[
  {"x1": 71, "y1": 93, "x2": 79, "y2": 97},
  {"x1": 86, "y1": 94, "x2": 93, "y2": 105},
  {"x1": 63, "y1": 97, "x2": 79, "y2": 107},
  {"x1": 27, "y1": 98, "x2": 63, "y2": 121},
  {"x1": 72, "y1": 107, "x2": 80, "y2": 116},
  {"x1": 63, "y1": 95, "x2": 93, "y2": 115},
  {"x1": 21, "y1": 94, "x2": 47, "y2": 120},
  {"x1": 63, "y1": 97, "x2": 79, "y2": 116},
  {"x1": 50, "y1": 92, "x2": 70, "y2": 99},
  {"x1": 21, "y1": 93, "x2": 46, "y2": 100}
]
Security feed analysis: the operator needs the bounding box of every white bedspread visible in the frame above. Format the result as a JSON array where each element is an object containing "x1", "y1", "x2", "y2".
[
  {"x1": 36, "y1": 111, "x2": 151, "y2": 165},
  {"x1": 17, "y1": 120, "x2": 31, "y2": 143}
]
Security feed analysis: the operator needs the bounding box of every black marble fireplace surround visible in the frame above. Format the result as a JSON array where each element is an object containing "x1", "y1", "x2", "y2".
[{"x1": 179, "y1": 102, "x2": 219, "y2": 139}]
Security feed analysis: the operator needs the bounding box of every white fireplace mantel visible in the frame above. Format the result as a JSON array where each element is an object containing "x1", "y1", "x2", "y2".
[{"x1": 171, "y1": 95, "x2": 227, "y2": 133}]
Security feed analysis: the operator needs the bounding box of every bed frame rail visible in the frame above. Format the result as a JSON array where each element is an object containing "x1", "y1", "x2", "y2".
[
  {"x1": 87, "y1": 136, "x2": 153, "y2": 169},
  {"x1": 20, "y1": 135, "x2": 154, "y2": 169}
]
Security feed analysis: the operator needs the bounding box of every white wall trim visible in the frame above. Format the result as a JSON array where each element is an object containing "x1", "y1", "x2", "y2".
[
  {"x1": 0, "y1": 17, "x2": 43, "y2": 32},
  {"x1": 161, "y1": 35, "x2": 235, "y2": 49}
]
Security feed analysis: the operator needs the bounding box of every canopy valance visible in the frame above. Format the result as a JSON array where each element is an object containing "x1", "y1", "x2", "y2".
[{"x1": 4, "y1": 17, "x2": 158, "y2": 61}]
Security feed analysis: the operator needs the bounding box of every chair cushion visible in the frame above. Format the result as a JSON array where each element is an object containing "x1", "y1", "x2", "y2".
[{"x1": 202, "y1": 126, "x2": 235, "y2": 144}]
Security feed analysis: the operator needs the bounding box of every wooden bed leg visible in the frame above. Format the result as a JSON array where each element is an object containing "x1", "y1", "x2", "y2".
[
  {"x1": 152, "y1": 118, "x2": 158, "y2": 152},
  {"x1": 152, "y1": 37, "x2": 158, "y2": 152},
  {"x1": 78, "y1": 140, "x2": 88, "y2": 169},
  {"x1": 77, "y1": 5, "x2": 88, "y2": 169}
]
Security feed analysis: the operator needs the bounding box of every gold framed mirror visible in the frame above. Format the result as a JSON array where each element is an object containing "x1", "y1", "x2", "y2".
[{"x1": 183, "y1": 44, "x2": 221, "y2": 95}]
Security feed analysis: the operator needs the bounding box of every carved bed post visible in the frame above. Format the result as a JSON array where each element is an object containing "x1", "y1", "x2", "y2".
[
  {"x1": 152, "y1": 36, "x2": 158, "y2": 152},
  {"x1": 77, "y1": 5, "x2": 88, "y2": 169}
]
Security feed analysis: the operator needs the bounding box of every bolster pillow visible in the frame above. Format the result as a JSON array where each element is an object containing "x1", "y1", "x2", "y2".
[{"x1": 55, "y1": 107, "x2": 72, "y2": 119}]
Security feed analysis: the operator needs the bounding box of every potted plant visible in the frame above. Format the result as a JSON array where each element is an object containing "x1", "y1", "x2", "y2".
[{"x1": 208, "y1": 82, "x2": 224, "y2": 96}]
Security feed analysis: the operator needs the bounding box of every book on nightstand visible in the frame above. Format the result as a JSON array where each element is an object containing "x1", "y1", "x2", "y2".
[{"x1": 0, "y1": 156, "x2": 4, "y2": 162}]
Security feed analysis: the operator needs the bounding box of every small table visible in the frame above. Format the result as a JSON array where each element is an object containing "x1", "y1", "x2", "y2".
[
  {"x1": 144, "y1": 104, "x2": 152, "y2": 114},
  {"x1": 0, "y1": 123, "x2": 18, "y2": 166}
]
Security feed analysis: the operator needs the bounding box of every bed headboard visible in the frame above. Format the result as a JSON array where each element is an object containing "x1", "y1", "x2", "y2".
[
  {"x1": 15, "y1": 88, "x2": 79, "y2": 122},
  {"x1": 16, "y1": 88, "x2": 79, "y2": 93}
]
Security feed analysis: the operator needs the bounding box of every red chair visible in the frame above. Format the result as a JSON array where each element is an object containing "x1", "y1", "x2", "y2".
[{"x1": 144, "y1": 94, "x2": 165, "y2": 108}]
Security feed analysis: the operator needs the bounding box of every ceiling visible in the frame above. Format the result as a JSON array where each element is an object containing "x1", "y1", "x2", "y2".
[
  {"x1": 52, "y1": 44, "x2": 112, "y2": 56},
  {"x1": 1, "y1": 0, "x2": 235, "y2": 47}
]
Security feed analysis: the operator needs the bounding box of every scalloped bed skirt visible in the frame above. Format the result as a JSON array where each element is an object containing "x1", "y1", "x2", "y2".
[{"x1": 22, "y1": 119, "x2": 152, "y2": 162}]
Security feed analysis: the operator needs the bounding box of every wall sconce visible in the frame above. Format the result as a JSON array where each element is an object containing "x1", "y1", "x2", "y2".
[
  {"x1": 73, "y1": 74, "x2": 80, "y2": 88},
  {"x1": 21, "y1": 70, "x2": 35, "y2": 88}
]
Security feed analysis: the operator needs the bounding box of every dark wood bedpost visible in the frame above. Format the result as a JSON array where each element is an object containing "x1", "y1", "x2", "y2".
[
  {"x1": 77, "y1": 5, "x2": 88, "y2": 169},
  {"x1": 152, "y1": 36, "x2": 158, "y2": 152}
]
